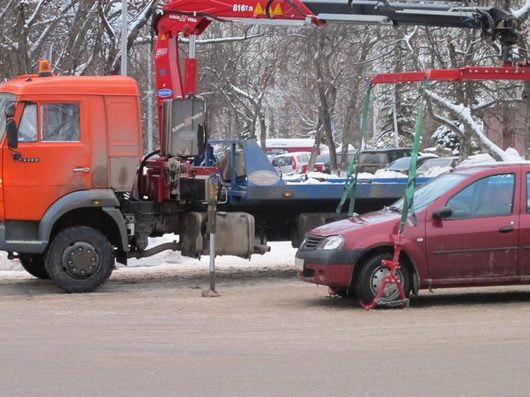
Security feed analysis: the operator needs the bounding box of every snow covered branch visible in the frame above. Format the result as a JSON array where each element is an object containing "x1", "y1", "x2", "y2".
[{"x1": 425, "y1": 90, "x2": 516, "y2": 161}]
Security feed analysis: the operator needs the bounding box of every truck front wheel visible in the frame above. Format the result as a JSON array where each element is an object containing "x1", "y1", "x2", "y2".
[
  {"x1": 19, "y1": 254, "x2": 49, "y2": 279},
  {"x1": 45, "y1": 226, "x2": 114, "y2": 293}
]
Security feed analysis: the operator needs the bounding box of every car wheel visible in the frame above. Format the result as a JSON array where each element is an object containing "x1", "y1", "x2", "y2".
[
  {"x1": 19, "y1": 254, "x2": 49, "y2": 279},
  {"x1": 45, "y1": 226, "x2": 114, "y2": 293},
  {"x1": 355, "y1": 253, "x2": 411, "y2": 306}
]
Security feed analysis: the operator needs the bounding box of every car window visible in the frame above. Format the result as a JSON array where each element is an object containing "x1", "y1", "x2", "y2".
[
  {"x1": 447, "y1": 173, "x2": 515, "y2": 219},
  {"x1": 272, "y1": 156, "x2": 291, "y2": 167},
  {"x1": 41, "y1": 103, "x2": 80, "y2": 142},
  {"x1": 18, "y1": 103, "x2": 38, "y2": 142}
]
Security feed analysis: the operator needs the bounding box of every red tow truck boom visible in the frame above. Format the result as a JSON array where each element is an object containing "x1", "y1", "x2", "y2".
[{"x1": 154, "y1": 0, "x2": 521, "y2": 112}]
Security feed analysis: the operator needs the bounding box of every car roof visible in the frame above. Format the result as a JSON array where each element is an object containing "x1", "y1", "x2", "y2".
[
  {"x1": 360, "y1": 147, "x2": 410, "y2": 153},
  {"x1": 452, "y1": 161, "x2": 530, "y2": 174}
]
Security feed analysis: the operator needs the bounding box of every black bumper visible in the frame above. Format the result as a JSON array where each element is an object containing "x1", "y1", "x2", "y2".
[{"x1": 296, "y1": 248, "x2": 367, "y2": 266}]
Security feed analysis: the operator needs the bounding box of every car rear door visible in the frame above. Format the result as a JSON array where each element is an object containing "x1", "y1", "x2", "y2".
[{"x1": 425, "y1": 171, "x2": 519, "y2": 281}]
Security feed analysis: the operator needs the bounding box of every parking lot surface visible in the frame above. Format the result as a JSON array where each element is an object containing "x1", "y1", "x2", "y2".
[{"x1": 1, "y1": 267, "x2": 530, "y2": 397}]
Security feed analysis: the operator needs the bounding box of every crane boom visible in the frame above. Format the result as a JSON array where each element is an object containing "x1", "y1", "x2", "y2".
[{"x1": 153, "y1": 0, "x2": 522, "y2": 156}]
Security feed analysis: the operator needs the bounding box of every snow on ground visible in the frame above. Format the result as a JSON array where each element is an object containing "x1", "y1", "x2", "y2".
[{"x1": 0, "y1": 238, "x2": 298, "y2": 276}]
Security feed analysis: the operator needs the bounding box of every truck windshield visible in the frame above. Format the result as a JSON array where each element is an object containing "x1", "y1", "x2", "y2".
[
  {"x1": 392, "y1": 172, "x2": 469, "y2": 212},
  {"x1": 0, "y1": 93, "x2": 16, "y2": 141}
]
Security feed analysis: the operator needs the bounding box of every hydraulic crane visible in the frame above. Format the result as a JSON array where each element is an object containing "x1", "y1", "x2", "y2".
[
  {"x1": 146, "y1": 0, "x2": 524, "y2": 203},
  {"x1": 154, "y1": 0, "x2": 521, "y2": 110}
]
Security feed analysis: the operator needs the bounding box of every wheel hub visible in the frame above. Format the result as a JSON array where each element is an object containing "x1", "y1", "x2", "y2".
[
  {"x1": 62, "y1": 242, "x2": 100, "y2": 279},
  {"x1": 370, "y1": 267, "x2": 402, "y2": 301}
]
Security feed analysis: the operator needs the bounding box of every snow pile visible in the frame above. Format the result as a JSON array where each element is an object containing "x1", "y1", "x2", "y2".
[
  {"x1": 0, "y1": 240, "x2": 298, "y2": 275},
  {"x1": 373, "y1": 169, "x2": 407, "y2": 178},
  {"x1": 459, "y1": 153, "x2": 496, "y2": 167},
  {"x1": 420, "y1": 166, "x2": 452, "y2": 177},
  {"x1": 503, "y1": 147, "x2": 524, "y2": 162}
]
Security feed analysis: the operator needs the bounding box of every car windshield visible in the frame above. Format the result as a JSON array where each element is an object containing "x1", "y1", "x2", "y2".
[
  {"x1": 417, "y1": 157, "x2": 453, "y2": 171},
  {"x1": 391, "y1": 172, "x2": 469, "y2": 211},
  {"x1": 0, "y1": 93, "x2": 15, "y2": 141},
  {"x1": 388, "y1": 157, "x2": 410, "y2": 170}
]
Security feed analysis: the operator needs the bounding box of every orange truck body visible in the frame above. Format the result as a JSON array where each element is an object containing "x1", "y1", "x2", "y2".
[
  {"x1": 0, "y1": 75, "x2": 143, "y2": 221},
  {"x1": 0, "y1": 73, "x2": 258, "y2": 293}
]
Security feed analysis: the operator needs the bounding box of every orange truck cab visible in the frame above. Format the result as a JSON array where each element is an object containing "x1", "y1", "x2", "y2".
[{"x1": 0, "y1": 71, "x2": 259, "y2": 293}]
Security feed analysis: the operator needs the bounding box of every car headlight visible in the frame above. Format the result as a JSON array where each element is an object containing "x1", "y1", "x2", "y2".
[{"x1": 319, "y1": 235, "x2": 345, "y2": 250}]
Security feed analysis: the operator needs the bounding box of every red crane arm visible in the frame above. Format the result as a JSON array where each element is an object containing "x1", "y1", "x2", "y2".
[{"x1": 153, "y1": 0, "x2": 521, "y2": 156}]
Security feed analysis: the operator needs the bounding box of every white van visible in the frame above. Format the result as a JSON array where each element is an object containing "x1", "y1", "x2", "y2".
[{"x1": 271, "y1": 152, "x2": 311, "y2": 174}]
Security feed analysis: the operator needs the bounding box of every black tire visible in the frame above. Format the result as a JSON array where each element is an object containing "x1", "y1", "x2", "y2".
[
  {"x1": 354, "y1": 253, "x2": 411, "y2": 306},
  {"x1": 329, "y1": 286, "x2": 357, "y2": 299},
  {"x1": 45, "y1": 226, "x2": 114, "y2": 293},
  {"x1": 19, "y1": 254, "x2": 49, "y2": 279}
]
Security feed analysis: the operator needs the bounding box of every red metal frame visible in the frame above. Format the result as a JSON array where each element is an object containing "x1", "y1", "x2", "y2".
[
  {"x1": 371, "y1": 65, "x2": 530, "y2": 85},
  {"x1": 155, "y1": 0, "x2": 320, "y2": 111},
  {"x1": 359, "y1": 234, "x2": 409, "y2": 310}
]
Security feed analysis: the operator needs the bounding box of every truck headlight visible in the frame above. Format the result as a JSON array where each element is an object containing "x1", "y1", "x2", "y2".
[{"x1": 319, "y1": 235, "x2": 344, "y2": 250}]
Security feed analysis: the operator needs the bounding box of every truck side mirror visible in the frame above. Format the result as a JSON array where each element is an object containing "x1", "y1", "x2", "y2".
[
  {"x1": 5, "y1": 102, "x2": 15, "y2": 118},
  {"x1": 6, "y1": 119, "x2": 18, "y2": 149},
  {"x1": 432, "y1": 206, "x2": 452, "y2": 220}
]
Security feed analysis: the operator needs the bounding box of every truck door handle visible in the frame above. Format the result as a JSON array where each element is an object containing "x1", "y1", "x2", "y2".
[
  {"x1": 499, "y1": 226, "x2": 514, "y2": 233},
  {"x1": 73, "y1": 167, "x2": 90, "y2": 174}
]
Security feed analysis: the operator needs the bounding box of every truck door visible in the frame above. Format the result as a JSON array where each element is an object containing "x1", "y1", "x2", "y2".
[
  {"x1": 3, "y1": 98, "x2": 91, "y2": 220},
  {"x1": 425, "y1": 172, "x2": 519, "y2": 280}
]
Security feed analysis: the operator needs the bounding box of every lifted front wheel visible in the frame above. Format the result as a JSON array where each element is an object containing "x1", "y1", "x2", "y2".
[{"x1": 45, "y1": 226, "x2": 114, "y2": 293}]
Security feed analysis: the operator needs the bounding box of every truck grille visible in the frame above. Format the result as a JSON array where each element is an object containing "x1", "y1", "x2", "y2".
[{"x1": 304, "y1": 235, "x2": 325, "y2": 249}]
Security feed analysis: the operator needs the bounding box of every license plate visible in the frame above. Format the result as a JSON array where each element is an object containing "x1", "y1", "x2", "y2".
[{"x1": 295, "y1": 257, "x2": 304, "y2": 272}]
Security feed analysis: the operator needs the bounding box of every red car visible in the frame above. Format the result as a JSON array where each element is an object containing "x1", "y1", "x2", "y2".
[{"x1": 296, "y1": 163, "x2": 529, "y2": 305}]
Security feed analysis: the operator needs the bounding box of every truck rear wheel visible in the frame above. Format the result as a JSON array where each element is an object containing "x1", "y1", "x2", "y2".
[
  {"x1": 19, "y1": 254, "x2": 49, "y2": 279},
  {"x1": 45, "y1": 226, "x2": 114, "y2": 293}
]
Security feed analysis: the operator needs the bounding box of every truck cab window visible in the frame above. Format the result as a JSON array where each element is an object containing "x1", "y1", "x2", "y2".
[
  {"x1": 18, "y1": 103, "x2": 38, "y2": 142},
  {"x1": 0, "y1": 93, "x2": 15, "y2": 141},
  {"x1": 41, "y1": 103, "x2": 80, "y2": 142}
]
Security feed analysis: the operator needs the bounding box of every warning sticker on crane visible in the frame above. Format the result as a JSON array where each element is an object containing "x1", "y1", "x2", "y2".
[
  {"x1": 254, "y1": 3, "x2": 283, "y2": 17},
  {"x1": 252, "y1": 2, "x2": 283, "y2": 16},
  {"x1": 271, "y1": 4, "x2": 283, "y2": 16},
  {"x1": 253, "y1": 3, "x2": 265, "y2": 16}
]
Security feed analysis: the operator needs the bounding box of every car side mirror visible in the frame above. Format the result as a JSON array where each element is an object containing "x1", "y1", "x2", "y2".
[
  {"x1": 6, "y1": 119, "x2": 18, "y2": 149},
  {"x1": 432, "y1": 206, "x2": 452, "y2": 220}
]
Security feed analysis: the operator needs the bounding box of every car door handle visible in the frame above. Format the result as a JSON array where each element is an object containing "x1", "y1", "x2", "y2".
[
  {"x1": 73, "y1": 167, "x2": 90, "y2": 174},
  {"x1": 499, "y1": 226, "x2": 514, "y2": 233}
]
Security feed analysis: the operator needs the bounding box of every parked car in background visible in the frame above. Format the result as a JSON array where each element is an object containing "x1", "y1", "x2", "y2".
[
  {"x1": 271, "y1": 152, "x2": 311, "y2": 174},
  {"x1": 314, "y1": 150, "x2": 358, "y2": 174},
  {"x1": 296, "y1": 163, "x2": 528, "y2": 306},
  {"x1": 416, "y1": 156, "x2": 460, "y2": 176},
  {"x1": 357, "y1": 148, "x2": 412, "y2": 173},
  {"x1": 383, "y1": 154, "x2": 438, "y2": 175}
]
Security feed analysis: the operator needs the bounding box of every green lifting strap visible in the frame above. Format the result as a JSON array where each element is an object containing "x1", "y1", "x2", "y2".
[
  {"x1": 399, "y1": 79, "x2": 429, "y2": 233},
  {"x1": 336, "y1": 83, "x2": 372, "y2": 217}
]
